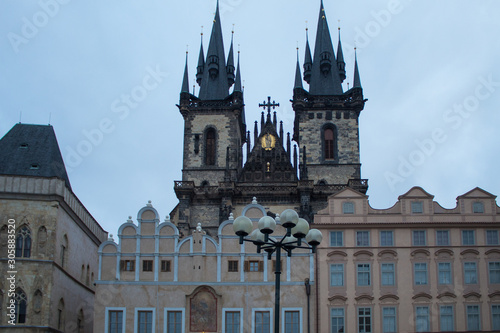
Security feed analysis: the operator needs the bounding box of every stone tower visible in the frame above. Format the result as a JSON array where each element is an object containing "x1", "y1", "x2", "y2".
[
  {"x1": 175, "y1": 1, "x2": 246, "y2": 235},
  {"x1": 172, "y1": 0, "x2": 367, "y2": 237},
  {"x1": 292, "y1": 1, "x2": 367, "y2": 188}
]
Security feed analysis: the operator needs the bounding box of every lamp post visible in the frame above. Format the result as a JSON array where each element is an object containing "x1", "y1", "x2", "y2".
[{"x1": 233, "y1": 209, "x2": 322, "y2": 333}]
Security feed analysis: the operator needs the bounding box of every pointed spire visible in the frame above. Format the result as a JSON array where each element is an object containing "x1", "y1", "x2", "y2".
[
  {"x1": 227, "y1": 28, "x2": 235, "y2": 87},
  {"x1": 303, "y1": 26, "x2": 312, "y2": 84},
  {"x1": 336, "y1": 26, "x2": 346, "y2": 83},
  {"x1": 246, "y1": 130, "x2": 251, "y2": 156},
  {"x1": 309, "y1": 0, "x2": 343, "y2": 95},
  {"x1": 199, "y1": 0, "x2": 230, "y2": 100},
  {"x1": 295, "y1": 47, "x2": 304, "y2": 89},
  {"x1": 181, "y1": 51, "x2": 189, "y2": 94},
  {"x1": 196, "y1": 27, "x2": 205, "y2": 86},
  {"x1": 353, "y1": 48, "x2": 362, "y2": 88},
  {"x1": 234, "y1": 50, "x2": 242, "y2": 92},
  {"x1": 254, "y1": 121, "x2": 258, "y2": 144}
]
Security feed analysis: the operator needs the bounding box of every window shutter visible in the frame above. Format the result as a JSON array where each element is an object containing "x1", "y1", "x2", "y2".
[
  {"x1": 244, "y1": 261, "x2": 249, "y2": 272},
  {"x1": 259, "y1": 261, "x2": 264, "y2": 272},
  {"x1": 120, "y1": 260, "x2": 124, "y2": 271}
]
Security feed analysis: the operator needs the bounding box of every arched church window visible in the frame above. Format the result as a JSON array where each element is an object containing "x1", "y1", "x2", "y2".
[
  {"x1": 58, "y1": 298, "x2": 65, "y2": 330},
  {"x1": 324, "y1": 127, "x2": 336, "y2": 160},
  {"x1": 15, "y1": 289, "x2": 27, "y2": 323},
  {"x1": 206, "y1": 128, "x2": 216, "y2": 166},
  {"x1": 15, "y1": 226, "x2": 31, "y2": 258}
]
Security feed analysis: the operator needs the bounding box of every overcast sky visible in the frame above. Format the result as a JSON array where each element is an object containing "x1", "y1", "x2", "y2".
[{"x1": 1, "y1": 0, "x2": 499, "y2": 235}]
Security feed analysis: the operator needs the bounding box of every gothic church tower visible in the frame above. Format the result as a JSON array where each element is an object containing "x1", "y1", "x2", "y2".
[{"x1": 292, "y1": 1, "x2": 367, "y2": 189}]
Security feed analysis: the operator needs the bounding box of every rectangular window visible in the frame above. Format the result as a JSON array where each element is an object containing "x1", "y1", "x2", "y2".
[
  {"x1": 137, "y1": 311, "x2": 153, "y2": 333},
  {"x1": 228, "y1": 260, "x2": 238, "y2": 272},
  {"x1": 414, "y1": 263, "x2": 428, "y2": 285},
  {"x1": 412, "y1": 230, "x2": 426, "y2": 246},
  {"x1": 330, "y1": 231, "x2": 343, "y2": 247},
  {"x1": 245, "y1": 260, "x2": 263, "y2": 272},
  {"x1": 330, "y1": 264, "x2": 344, "y2": 287},
  {"x1": 436, "y1": 230, "x2": 450, "y2": 246},
  {"x1": 331, "y1": 308, "x2": 344, "y2": 333},
  {"x1": 438, "y1": 262, "x2": 452, "y2": 284},
  {"x1": 284, "y1": 311, "x2": 300, "y2": 333},
  {"x1": 225, "y1": 311, "x2": 240, "y2": 333},
  {"x1": 487, "y1": 230, "x2": 499, "y2": 245},
  {"x1": 342, "y1": 202, "x2": 354, "y2": 214},
  {"x1": 166, "y1": 311, "x2": 182, "y2": 333},
  {"x1": 473, "y1": 201, "x2": 484, "y2": 213},
  {"x1": 464, "y1": 262, "x2": 478, "y2": 284},
  {"x1": 380, "y1": 231, "x2": 394, "y2": 246},
  {"x1": 356, "y1": 231, "x2": 370, "y2": 247},
  {"x1": 411, "y1": 201, "x2": 423, "y2": 213},
  {"x1": 462, "y1": 230, "x2": 475, "y2": 245},
  {"x1": 120, "y1": 260, "x2": 135, "y2": 272},
  {"x1": 382, "y1": 307, "x2": 396, "y2": 333},
  {"x1": 439, "y1": 305, "x2": 454, "y2": 331},
  {"x1": 358, "y1": 307, "x2": 372, "y2": 333},
  {"x1": 357, "y1": 263, "x2": 371, "y2": 286},
  {"x1": 381, "y1": 263, "x2": 395, "y2": 286},
  {"x1": 142, "y1": 260, "x2": 153, "y2": 272},
  {"x1": 161, "y1": 260, "x2": 171, "y2": 272},
  {"x1": 254, "y1": 311, "x2": 270, "y2": 333},
  {"x1": 489, "y1": 262, "x2": 500, "y2": 284},
  {"x1": 415, "y1": 306, "x2": 429, "y2": 332},
  {"x1": 466, "y1": 305, "x2": 480, "y2": 331},
  {"x1": 108, "y1": 310, "x2": 124, "y2": 333},
  {"x1": 492, "y1": 304, "x2": 500, "y2": 330}
]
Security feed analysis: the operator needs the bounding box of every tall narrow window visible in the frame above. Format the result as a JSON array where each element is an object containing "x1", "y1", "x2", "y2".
[
  {"x1": 330, "y1": 231, "x2": 343, "y2": 247},
  {"x1": 436, "y1": 230, "x2": 450, "y2": 246},
  {"x1": 357, "y1": 263, "x2": 371, "y2": 286},
  {"x1": 324, "y1": 127, "x2": 335, "y2": 160},
  {"x1": 255, "y1": 311, "x2": 270, "y2": 333},
  {"x1": 331, "y1": 308, "x2": 344, "y2": 333},
  {"x1": 57, "y1": 298, "x2": 65, "y2": 330},
  {"x1": 438, "y1": 262, "x2": 452, "y2": 284},
  {"x1": 206, "y1": 128, "x2": 216, "y2": 166},
  {"x1": 466, "y1": 305, "x2": 480, "y2": 331},
  {"x1": 330, "y1": 264, "x2": 344, "y2": 286},
  {"x1": 380, "y1": 231, "x2": 394, "y2": 246},
  {"x1": 414, "y1": 263, "x2": 428, "y2": 285},
  {"x1": 489, "y1": 262, "x2": 500, "y2": 284},
  {"x1": 381, "y1": 263, "x2": 395, "y2": 286},
  {"x1": 415, "y1": 306, "x2": 430, "y2": 332},
  {"x1": 137, "y1": 311, "x2": 153, "y2": 333},
  {"x1": 15, "y1": 226, "x2": 31, "y2": 258},
  {"x1": 492, "y1": 304, "x2": 500, "y2": 330},
  {"x1": 439, "y1": 305, "x2": 454, "y2": 331},
  {"x1": 108, "y1": 310, "x2": 124, "y2": 333},
  {"x1": 77, "y1": 309, "x2": 84, "y2": 333},
  {"x1": 15, "y1": 289, "x2": 27, "y2": 324},
  {"x1": 167, "y1": 311, "x2": 182, "y2": 333},
  {"x1": 382, "y1": 307, "x2": 396, "y2": 333},
  {"x1": 487, "y1": 230, "x2": 499, "y2": 245},
  {"x1": 358, "y1": 307, "x2": 372, "y2": 333},
  {"x1": 284, "y1": 311, "x2": 300, "y2": 333},
  {"x1": 225, "y1": 311, "x2": 240, "y2": 333},
  {"x1": 462, "y1": 230, "x2": 475, "y2": 245},
  {"x1": 464, "y1": 262, "x2": 478, "y2": 284}
]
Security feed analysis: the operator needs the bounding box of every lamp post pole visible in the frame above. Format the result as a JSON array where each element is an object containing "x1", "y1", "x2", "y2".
[{"x1": 233, "y1": 209, "x2": 323, "y2": 333}]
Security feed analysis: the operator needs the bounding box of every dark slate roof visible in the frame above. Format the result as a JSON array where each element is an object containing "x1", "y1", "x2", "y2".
[
  {"x1": 353, "y1": 50, "x2": 362, "y2": 88},
  {"x1": 294, "y1": 50, "x2": 304, "y2": 89},
  {"x1": 0, "y1": 123, "x2": 71, "y2": 189},
  {"x1": 198, "y1": 1, "x2": 230, "y2": 100},
  {"x1": 308, "y1": 1, "x2": 343, "y2": 95},
  {"x1": 181, "y1": 52, "x2": 190, "y2": 93},
  {"x1": 234, "y1": 52, "x2": 242, "y2": 92}
]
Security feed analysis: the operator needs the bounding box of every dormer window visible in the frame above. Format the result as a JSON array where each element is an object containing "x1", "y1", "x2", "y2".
[
  {"x1": 30, "y1": 164, "x2": 39, "y2": 170},
  {"x1": 411, "y1": 201, "x2": 423, "y2": 214},
  {"x1": 19, "y1": 143, "x2": 28, "y2": 149},
  {"x1": 472, "y1": 202, "x2": 484, "y2": 214}
]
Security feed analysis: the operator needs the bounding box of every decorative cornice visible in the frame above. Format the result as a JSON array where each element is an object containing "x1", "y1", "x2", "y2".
[
  {"x1": 435, "y1": 249, "x2": 454, "y2": 256},
  {"x1": 464, "y1": 292, "x2": 481, "y2": 299},
  {"x1": 379, "y1": 294, "x2": 399, "y2": 301},
  {"x1": 378, "y1": 249, "x2": 398, "y2": 257},
  {"x1": 412, "y1": 292, "x2": 432, "y2": 300},
  {"x1": 328, "y1": 295, "x2": 347, "y2": 302},
  {"x1": 411, "y1": 249, "x2": 430, "y2": 257},
  {"x1": 460, "y1": 249, "x2": 480, "y2": 256},
  {"x1": 355, "y1": 294, "x2": 374, "y2": 302},
  {"x1": 486, "y1": 249, "x2": 500, "y2": 256},
  {"x1": 353, "y1": 250, "x2": 373, "y2": 257},
  {"x1": 327, "y1": 250, "x2": 347, "y2": 257},
  {"x1": 437, "y1": 292, "x2": 457, "y2": 299}
]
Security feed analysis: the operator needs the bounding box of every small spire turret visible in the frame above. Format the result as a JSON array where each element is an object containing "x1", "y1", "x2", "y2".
[
  {"x1": 303, "y1": 26, "x2": 312, "y2": 84},
  {"x1": 233, "y1": 50, "x2": 242, "y2": 92},
  {"x1": 196, "y1": 28, "x2": 204, "y2": 86},
  {"x1": 295, "y1": 47, "x2": 304, "y2": 89},
  {"x1": 353, "y1": 48, "x2": 362, "y2": 89},
  {"x1": 227, "y1": 28, "x2": 235, "y2": 87},
  {"x1": 336, "y1": 26, "x2": 346, "y2": 83},
  {"x1": 181, "y1": 52, "x2": 189, "y2": 94}
]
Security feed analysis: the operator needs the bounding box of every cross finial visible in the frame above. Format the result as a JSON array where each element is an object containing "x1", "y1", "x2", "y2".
[{"x1": 259, "y1": 96, "x2": 280, "y2": 115}]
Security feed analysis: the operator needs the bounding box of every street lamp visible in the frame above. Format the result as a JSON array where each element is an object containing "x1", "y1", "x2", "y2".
[{"x1": 233, "y1": 209, "x2": 322, "y2": 333}]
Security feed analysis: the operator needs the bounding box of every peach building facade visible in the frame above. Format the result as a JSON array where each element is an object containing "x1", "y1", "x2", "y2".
[
  {"x1": 95, "y1": 199, "x2": 317, "y2": 333},
  {"x1": 314, "y1": 186, "x2": 500, "y2": 333}
]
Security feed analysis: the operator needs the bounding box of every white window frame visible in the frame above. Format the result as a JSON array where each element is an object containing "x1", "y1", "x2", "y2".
[
  {"x1": 223, "y1": 308, "x2": 243, "y2": 333},
  {"x1": 414, "y1": 263, "x2": 428, "y2": 285},
  {"x1": 164, "y1": 308, "x2": 185, "y2": 333},
  {"x1": 357, "y1": 307, "x2": 372, "y2": 333},
  {"x1": 105, "y1": 307, "x2": 126, "y2": 333},
  {"x1": 357, "y1": 263, "x2": 371, "y2": 286},
  {"x1": 252, "y1": 307, "x2": 272, "y2": 333},
  {"x1": 381, "y1": 263, "x2": 395, "y2": 286},
  {"x1": 134, "y1": 307, "x2": 155, "y2": 333},
  {"x1": 282, "y1": 307, "x2": 302, "y2": 333},
  {"x1": 464, "y1": 261, "x2": 478, "y2": 284}
]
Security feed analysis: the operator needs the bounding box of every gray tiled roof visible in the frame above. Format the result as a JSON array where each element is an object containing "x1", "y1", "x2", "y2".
[{"x1": 0, "y1": 123, "x2": 71, "y2": 189}]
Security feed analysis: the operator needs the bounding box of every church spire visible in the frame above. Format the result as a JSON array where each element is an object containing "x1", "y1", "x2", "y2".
[
  {"x1": 227, "y1": 29, "x2": 235, "y2": 87},
  {"x1": 309, "y1": 0, "x2": 343, "y2": 95},
  {"x1": 234, "y1": 50, "x2": 242, "y2": 92},
  {"x1": 353, "y1": 48, "x2": 362, "y2": 88},
  {"x1": 198, "y1": 0, "x2": 230, "y2": 100},
  {"x1": 181, "y1": 51, "x2": 189, "y2": 94},
  {"x1": 294, "y1": 48, "x2": 303, "y2": 89},
  {"x1": 196, "y1": 29, "x2": 204, "y2": 86},
  {"x1": 303, "y1": 27, "x2": 312, "y2": 84},
  {"x1": 336, "y1": 27, "x2": 346, "y2": 83}
]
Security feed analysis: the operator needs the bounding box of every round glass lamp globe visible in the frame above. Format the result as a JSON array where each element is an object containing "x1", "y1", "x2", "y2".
[
  {"x1": 291, "y1": 218, "x2": 309, "y2": 239},
  {"x1": 280, "y1": 209, "x2": 299, "y2": 228},
  {"x1": 258, "y1": 216, "x2": 276, "y2": 234},
  {"x1": 305, "y1": 229, "x2": 323, "y2": 246},
  {"x1": 233, "y1": 216, "x2": 253, "y2": 236}
]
